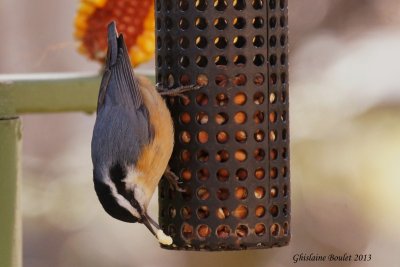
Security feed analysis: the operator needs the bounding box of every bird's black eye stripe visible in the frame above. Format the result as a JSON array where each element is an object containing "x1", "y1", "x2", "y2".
[{"x1": 109, "y1": 163, "x2": 127, "y2": 196}]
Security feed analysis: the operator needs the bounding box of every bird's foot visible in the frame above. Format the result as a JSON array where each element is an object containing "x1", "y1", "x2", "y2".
[
  {"x1": 157, "y1": 84, "x2": 202, "y2": 100},
  {"x1": 163, "y1": 166, "x2": 186, "y2": 192}
]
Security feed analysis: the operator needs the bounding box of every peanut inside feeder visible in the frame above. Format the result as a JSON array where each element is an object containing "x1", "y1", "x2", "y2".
[{"x1": 157, "y1": 0, "x2": 290, "y2": 250}]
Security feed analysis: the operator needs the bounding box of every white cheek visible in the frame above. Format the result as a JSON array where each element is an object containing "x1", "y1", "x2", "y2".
[
  {"x1": 124, "y1": 168, "x2": 142, "y2": 191},
  {"x1": 133, "y1": 186, "x2": 147, "y2": 211},
  {"x1": 124, "y1": 169, "x2": 147, "y2": 210}
]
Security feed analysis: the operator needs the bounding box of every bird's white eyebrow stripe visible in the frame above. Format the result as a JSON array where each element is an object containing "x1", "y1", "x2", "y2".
[{"x1": 104, "y1": 178, "x2": 140, "y2": 218}]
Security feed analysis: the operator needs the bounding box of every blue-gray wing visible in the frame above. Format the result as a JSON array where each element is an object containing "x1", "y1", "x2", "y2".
[
  {"x1": 97, "y1": 21, "x2": 143, "y2": 113},
  {"x1": 92, "y1": 104, "x2": 151, "y2": 167},
  {"x1": 92, "y1": 21, "x2": 153, "y2": 169}
]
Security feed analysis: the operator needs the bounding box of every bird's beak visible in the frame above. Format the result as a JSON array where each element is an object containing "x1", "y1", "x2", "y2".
[
  {"x1": 141, "y1": 212, "x2": 160, "y2": 237},
  {"x1": 141, "y1": 211, "x2": 173, "y2": 245}
]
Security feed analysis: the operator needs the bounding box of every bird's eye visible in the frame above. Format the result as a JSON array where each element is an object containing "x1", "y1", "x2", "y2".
[{"x1": 109, "y1": 163, "x2": 126, "y2": 182}]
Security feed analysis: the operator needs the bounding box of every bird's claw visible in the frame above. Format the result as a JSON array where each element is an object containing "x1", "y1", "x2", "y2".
[
  {"x1": 163, "y1": 167, "x2": 186, "y2": 192},
  {"x1": 157, "y1": 84, "x2": 202, "y2": 99}
]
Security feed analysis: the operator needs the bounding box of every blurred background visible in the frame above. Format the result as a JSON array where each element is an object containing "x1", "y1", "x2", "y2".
[{"x1": 1, "y1": 0, "x2": 400, "y2": 266}]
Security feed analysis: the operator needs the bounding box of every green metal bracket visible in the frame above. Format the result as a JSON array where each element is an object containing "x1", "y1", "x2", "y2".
[
  {"x1": 0, "y1": 72, "x2": 100, "y2": 267},
  {"x1": 0, "y1": 73, "x2": 100, "y2": 267},
  {"x1": 0, "y1": 72, "x2": 154, "y2": 267}
]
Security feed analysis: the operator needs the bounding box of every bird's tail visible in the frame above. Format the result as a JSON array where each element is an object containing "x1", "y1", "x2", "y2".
[
  {"x1": 101, "y1": 21, "x2": 143, "y2": 109},
  {"x1": 106, "y1": 21, "x2": 119, "y2": 67}
]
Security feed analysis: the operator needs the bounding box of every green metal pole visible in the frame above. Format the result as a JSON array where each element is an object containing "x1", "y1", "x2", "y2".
[
  {"x1": 0, "y1": 87, "x2": 22, "y2": 267},
  {"x1": 0, "y1": 118, "x2": 21, "y2": 267},
  {"x1": 0, "y1": 73, "x2": 101, "y2": 114},
  {"x1": 0, "y1": 72, "x2": 154, "y2": 114}
]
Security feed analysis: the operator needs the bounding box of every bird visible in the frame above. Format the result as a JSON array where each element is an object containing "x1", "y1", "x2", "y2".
[{"x1": 91, "y1": 21, "x2": 197, "y2": 245}]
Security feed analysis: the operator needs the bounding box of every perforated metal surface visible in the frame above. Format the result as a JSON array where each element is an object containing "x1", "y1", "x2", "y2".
[{"x1": 156, "y1": 0, "x2": 290, "y2": 251}]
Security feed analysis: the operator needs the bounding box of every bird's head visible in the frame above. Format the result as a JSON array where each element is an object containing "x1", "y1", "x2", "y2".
[{"x1": 92, "y1": 164, "x2": 159, "y2": 237}]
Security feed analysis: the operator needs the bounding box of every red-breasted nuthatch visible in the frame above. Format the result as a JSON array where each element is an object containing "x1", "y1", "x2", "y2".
[{"x1": 91, "y1": 22, "x2": 197, "y2": 245}]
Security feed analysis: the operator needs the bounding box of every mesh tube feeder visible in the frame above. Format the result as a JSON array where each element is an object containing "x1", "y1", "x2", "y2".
[{"x1": 156, "y1": 0, "x2": 289, "y2": 251}]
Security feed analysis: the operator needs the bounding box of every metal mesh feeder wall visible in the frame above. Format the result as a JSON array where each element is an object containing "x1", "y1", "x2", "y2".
[{"x1": 156, "y1": 0, "x2": 290, "y2": 251}]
